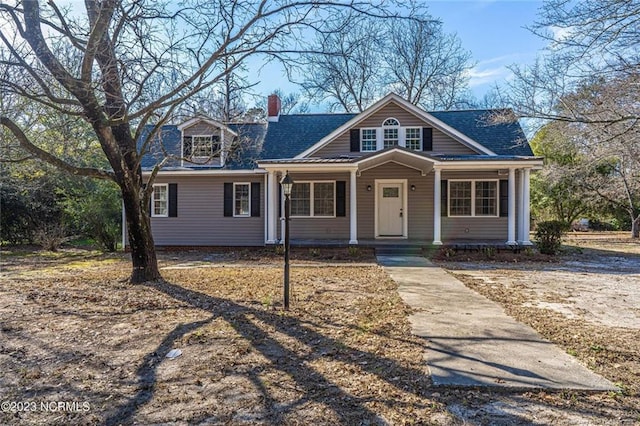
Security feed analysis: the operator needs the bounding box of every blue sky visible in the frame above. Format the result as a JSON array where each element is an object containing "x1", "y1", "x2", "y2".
[
  {"x1": 429, "y1": 0, "x2": 546, "y2": 97},
  {"x1": 252, "y1": 0, "x2": 548, "y2": 107}
]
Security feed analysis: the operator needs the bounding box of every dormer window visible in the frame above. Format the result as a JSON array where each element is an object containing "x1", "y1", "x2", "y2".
[{"x1": 183, "y1": 135, "x2": 221, "y2": 159}]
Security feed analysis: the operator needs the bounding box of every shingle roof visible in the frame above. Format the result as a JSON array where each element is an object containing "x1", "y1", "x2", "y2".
[
  {"x1": 140, "y1": 107, "x2": 533, "y2": 171},
  {"x1": 139, "y1": 122, "x2": 266, "y2": 170},
  {"x1": 259, "y1": 113, "x2": 356, "y2": 160},
  {"x1": 429, "y1": 110, "x2": 533, "y2": 156}
]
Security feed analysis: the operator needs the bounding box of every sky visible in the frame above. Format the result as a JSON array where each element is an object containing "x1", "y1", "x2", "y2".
[{"x1": 252, "y1": 0, "x2": 548, "y2": 108}]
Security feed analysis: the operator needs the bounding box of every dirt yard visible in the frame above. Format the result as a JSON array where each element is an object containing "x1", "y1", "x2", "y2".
[
  {"x1": 437, "y1": 233, "x2": 640, "y2": 424},
  {"x1": 0, "y1": 235, "x2": 638, "y2": 425},
  {"x1": 0, "y1": 248, "x2": 450, "y2": 425}
]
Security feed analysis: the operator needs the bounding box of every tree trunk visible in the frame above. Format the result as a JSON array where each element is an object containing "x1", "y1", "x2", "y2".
[
  {"x1": 121, "y1": 182, "x2": 162, "y2": 283},
  {"x1": 632, "y1": 215, "x2": 639, "y2": 239}
]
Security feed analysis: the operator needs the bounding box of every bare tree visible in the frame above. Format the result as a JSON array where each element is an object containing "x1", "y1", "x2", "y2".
[
  {"x1": 498, "y1": 0, "x2": 640, "y2": 238},
  {"x1": 299, "y1": 14, "x2": 384, "y2": 112},
  {"x1": 505, "y1": 0, "x2": 639, "y2": 125},
  {"x1": 272, "y1": 89, "x2": 309, "y2": 114},
  {"x1": 385, "y1": 17, "x2": 473, "y2": 110},
  {"x1": 0, "y1": 0, "x2": 402, "y2": 283},
  {"x1": 299, "y1": 9, "x2": 473, "y2": 112}
]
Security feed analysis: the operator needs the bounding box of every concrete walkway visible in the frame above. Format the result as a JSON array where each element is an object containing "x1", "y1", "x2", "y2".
[{"x1": 377, "y1": 256, "x2": 617, "y2": 390}]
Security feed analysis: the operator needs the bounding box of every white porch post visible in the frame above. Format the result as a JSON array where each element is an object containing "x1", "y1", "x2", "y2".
[
  {"x1": 522, "y1": 168, "x2": 532, "y2": 245},
  {"x1": 349, "y1": 169, "x2": 358, "y2": 244},
  {"x1": 518, "y1": 169, "x2": 525, "y2": 243},
  {"x1": 433, "y1": 168, "x2": 443, "y2": 245},
  {"x1": 266, "y1": 171, "x2": 276, "y2": 244},
  {"x1": 507, "y1": 168, "x2": 517, "y2": 245}
]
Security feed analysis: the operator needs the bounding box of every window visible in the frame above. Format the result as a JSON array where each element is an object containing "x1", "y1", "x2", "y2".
[
  {"x1": 183, "y1": 135, "x2": 221, "y2": 158},
  {"x1": 449, "y1": 181, "x2": 472, "y2": 216},
  {"x1": 405, "y1": 128, "x2": 422, "y2": 150},
  {"x1": 361, "y1": 129, "x2": 377, "y2": 152},
  {"x1": 382, "y1": 117, "x2": 399, "y2": 148},
  {"x1": 290, "y1": 182, "x2": 335, "y2": 217},
  {"x1": 234, "y1": 183, "x2": 250, "y2": 217},
  {"x1": 383, "y1": 128, "x2": 399, "y2": 148},
  {"x1": 448, "y1": 180, "x2": 498, "y2": 217},
  {"x1": 356, "y1": 119, "x2": 426, "y2": 152},
  {"x1": 475, "y1": 181, "x2": 498, "y2": 216},
  {"x1": 291, "y1": 183, "x2": 311, "y2": 216},
  {"x1": 313, "y1": 182, "x2": 335, "y2": 216},
  {"x1": 152, "y1": 184, "x2": 168, "y2": 217}
]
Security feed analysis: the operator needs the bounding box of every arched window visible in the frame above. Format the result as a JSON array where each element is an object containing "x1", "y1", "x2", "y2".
[{"x1": 382, "y1": 118, "x2": 400, "y2": 148}]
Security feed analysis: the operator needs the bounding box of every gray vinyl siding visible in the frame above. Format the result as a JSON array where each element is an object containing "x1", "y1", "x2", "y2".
[
  {"x1": 357, "y1": 162, "x2": 434, "y2": 240},
  {"x1": 147, "y1": 175, "x2": 264, "y2": 246},
  {"x1": 280, "y1": 172, "x2": 350, "y2": 240},
  {"x1": 313, "y1": 101, "x2": 478, "y2": 158},
  {"x1": 441, "y1": 170, "x2": 520, "y2": 241}
]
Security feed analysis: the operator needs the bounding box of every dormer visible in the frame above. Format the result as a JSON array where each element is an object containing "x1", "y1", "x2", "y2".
[{"x1": 177, "y1": 117, "x2": 238, "y2": 167}]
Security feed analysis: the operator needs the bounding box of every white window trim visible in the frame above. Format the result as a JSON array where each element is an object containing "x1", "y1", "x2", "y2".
[
  {"x1": 382, "y1": 117, "x2": 400, "y2": 149},
  {"x1": 360, "y1": 128, "x2": 378, "y2": 152},
  {"x1": 405, "y1": 127, "x2": 423, "y2": 150},
  {"x1": 151, "y1": 183, "x2": 168, "y2": 218},
  {"x1": 180, "y1": 130, "x2": 225, "y2": 167},
  {"x1": 290, "y1": 180, "x2": 336, "y2": 218},
  {"x1": 360, "y1": 125, "x2": 423, "y2": 152},
  {"x1": 448, "y1": 179, "x2": 499, "y2": 218},
  {"x1": 233, "y1": 182, "x2": 251, "y2": 218},
  {"x1": 190, "y1": 134, "x2": 221, "y2": 159}
]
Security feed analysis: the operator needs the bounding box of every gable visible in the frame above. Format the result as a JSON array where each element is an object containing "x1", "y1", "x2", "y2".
[{"x1": 311, "y1": 101, "x2": 479, "y2": 158}]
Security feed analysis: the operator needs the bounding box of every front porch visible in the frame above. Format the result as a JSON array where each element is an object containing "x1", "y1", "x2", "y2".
[
  {"x1": 260, "y1": 147, "x2": 541, "y2": 247},
  {"x1": 283, "y1": 238, "x2": 526, "y2": 252}
]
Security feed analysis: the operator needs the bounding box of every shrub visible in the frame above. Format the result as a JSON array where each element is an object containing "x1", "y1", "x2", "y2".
[
  {"x1": 347, "y1": 246, "x2": 359, "y2": 257},
  {"x1": 534, "y1": 220, "x2": 567, "y2": 255},
  {"x1": 33, "y1": 223, "x2": 68, "y2": 251}
]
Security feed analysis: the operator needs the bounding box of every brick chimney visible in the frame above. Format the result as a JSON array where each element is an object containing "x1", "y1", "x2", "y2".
[{"x1": 267, "y1": 94, "x2": 281, "y2": 122}]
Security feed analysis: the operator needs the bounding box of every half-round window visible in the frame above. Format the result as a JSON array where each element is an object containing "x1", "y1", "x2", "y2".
[{"x1": 382, "y1": 117, "x2": 400, "y2": 127}]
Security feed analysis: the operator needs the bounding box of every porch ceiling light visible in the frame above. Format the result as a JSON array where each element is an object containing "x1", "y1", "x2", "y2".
[{"x1": 280, "y1": 171, "x2": 294, "y2": 196}]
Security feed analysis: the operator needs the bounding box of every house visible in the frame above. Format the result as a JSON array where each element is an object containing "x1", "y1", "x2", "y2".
[{"x1": 132, "y1": 93, "x2": 542, "y2": 248}]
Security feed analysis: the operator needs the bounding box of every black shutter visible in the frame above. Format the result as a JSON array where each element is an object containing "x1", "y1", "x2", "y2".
[
  {"x1": 251, "y1": 182, "x2": 260, "y2": 217},
  {"x1": 441, "y1": 179, "x2": 448, "y2": 216},
  {"x1": 422, "y1": 127, "x2": 433, "y2": 151},
  {"x1": 223, "y1": 182, "x2": 233, "y2": 217},
  {"x1": 499, "y1": 180, "x2": 509, "y2": 217},
  {"x1": 350, "y1": 129, "x2": 360, "y2": 152},
  {"x1": 183, "y1": 136, "x2": 192, "y2": 157},
  {"x1": 168, "y1": 183, "x2": 178, "y2": 217},
  {"x1": 336, "y1": 181, "x2": 346, "y2": 217}
]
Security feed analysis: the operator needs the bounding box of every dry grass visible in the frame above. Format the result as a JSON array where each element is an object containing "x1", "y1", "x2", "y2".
[
  {"x1": 438, "y1": 233, "x2": 640, "y2": 424},
  {"x1": 0, "y1": 250, "x2": 448, "y2": 425}
]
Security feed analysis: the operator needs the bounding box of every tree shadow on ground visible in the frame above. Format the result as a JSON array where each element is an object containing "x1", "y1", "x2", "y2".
[{"x1": 104, "y1": 279, "x2": 433, "y2": 425}]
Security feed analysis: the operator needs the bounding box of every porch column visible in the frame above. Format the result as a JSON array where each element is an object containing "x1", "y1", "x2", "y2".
[
  {"x1": 433, "y1": 168, "x2": 443, "y2": 245},
  {"x1": 266, "y1": 171, "x2": 276, "y2": 244},
  {"x1": 521, "y1": 168, "x2": 532, "y2": 245},
  {"x1": 518, "y1": 169, "x2": 525, "y2": 243},
  {"x1": 506, "y1": 168, "x2": 517, "y2": 245},
  {"x1": 349, "y1": 169, "x2": 358, "y2": 244}
]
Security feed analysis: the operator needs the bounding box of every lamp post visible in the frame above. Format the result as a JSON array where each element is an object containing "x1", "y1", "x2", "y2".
[{"x1": 280, "y1": 171, "x2": 294, "y2": 310}]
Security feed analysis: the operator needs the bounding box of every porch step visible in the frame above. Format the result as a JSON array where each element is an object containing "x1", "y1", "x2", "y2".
[{"x1": 375, "y1": 246, "x2": 423, "y2": 257}]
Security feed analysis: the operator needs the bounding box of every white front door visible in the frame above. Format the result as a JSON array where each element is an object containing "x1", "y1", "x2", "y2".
[{"x1": 377, "y1": 182, "x2": 404, "y2": 237}]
